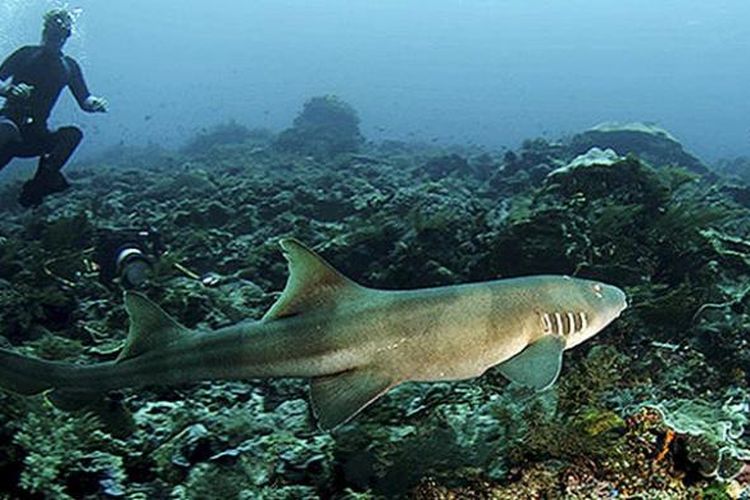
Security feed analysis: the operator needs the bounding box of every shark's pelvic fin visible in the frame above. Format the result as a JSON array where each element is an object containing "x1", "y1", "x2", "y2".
[
  {"x1": 263, "y1": 238, "x2": 366, "y2": 321},
  {"x1": 310, "y1": 368, "x2": 394, "y2": 431},
  {"x1": 498, "y1": 335, "x2": 565, "y2": 391},
  {"x1": 117, "y1": 292, "x2": 191, "y2": 362}
]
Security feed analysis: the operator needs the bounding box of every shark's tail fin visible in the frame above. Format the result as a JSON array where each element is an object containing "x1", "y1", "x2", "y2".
[
  {"x1": 0, "y1": 292, "x2": 191, "y2": 411},
  {"x1": 0, "y1": 348, "x2": 105, "y2": 410},
  {"x1": 0, "y1": 348, "x2": 74, "y2": 397}
]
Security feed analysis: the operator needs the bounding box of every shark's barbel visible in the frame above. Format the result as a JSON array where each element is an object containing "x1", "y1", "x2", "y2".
[{"x1": 0, "y1": 238, "x2": 627, "y2": 430}]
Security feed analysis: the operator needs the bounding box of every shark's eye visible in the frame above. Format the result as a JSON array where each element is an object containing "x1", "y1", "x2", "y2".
[{"x1": 592, "y1": 283, "x2": 603, "y2": 298}]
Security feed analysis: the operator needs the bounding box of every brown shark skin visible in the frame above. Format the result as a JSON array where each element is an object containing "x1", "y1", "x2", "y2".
[
  {"x1": 54, "y1": 275, "x2": 625, "y2": 395},
  {"x1": 0, "y1": 238, "x2": 627, "y2": 429}
]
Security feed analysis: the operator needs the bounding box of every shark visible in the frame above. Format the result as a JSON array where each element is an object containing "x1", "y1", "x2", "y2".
[{"x1": 0, "y1": 238, "x2": 627, "y2": 430}]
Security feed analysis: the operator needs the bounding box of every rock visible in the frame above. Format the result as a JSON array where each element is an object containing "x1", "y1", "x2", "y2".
[
  {"x1": 547, "y1": 147, "x2": 623, "y2": 177},
  {"x1": 422, "y1": 154, "x2": 470, "y2": 180},
  {"x1": 721, "y1": 184, "x2": 750, "y2": 208},
  {"x1": 275, "y1": 95, "x2": 364, "y2": 158},
  {"x1": 715, "y1": 156, "x2": 750, "y2": 183},
  {"x1": 170, "y1": 423, "x2": 214, "y2": 469},
  {"x1": 647, "y1": 399, "x2": 750, "y2": 480},
  {"x1": 570, "y1": 122, "x2": 708, "y2": 174},
  {"x1": 544, "y1": 148, "x2": 669, "y2": 206}
]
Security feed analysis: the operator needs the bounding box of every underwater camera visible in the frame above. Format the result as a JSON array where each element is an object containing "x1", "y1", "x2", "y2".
[{"x1": 93, "y1": 227, "x2": 165, "y2": 289}]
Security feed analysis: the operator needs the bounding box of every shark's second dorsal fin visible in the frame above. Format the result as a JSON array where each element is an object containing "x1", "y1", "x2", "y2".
[
  {"x1": 117, "y1": 292, "x2": 191, "y2": 362},
  {"x1": 263, "y1": 238, "x2": 365, "y2": 321}
]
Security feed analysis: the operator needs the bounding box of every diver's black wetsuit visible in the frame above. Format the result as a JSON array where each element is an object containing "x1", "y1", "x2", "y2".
[{"x1": 0, "y1": 45, "x2": 90, "y2": 205}]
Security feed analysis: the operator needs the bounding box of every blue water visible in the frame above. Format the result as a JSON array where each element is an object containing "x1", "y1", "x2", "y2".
[{"x1": 1, "y1": 0, "x2": 748, "y2": 160}]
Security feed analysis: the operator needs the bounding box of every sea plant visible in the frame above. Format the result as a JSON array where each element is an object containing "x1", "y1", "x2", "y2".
[{"x1": 12, "y1": 408, "x2": 124, "y2": 498}]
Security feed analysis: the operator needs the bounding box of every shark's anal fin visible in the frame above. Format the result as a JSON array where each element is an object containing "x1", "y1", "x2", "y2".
[
  {"x1": 117, "y1": 292, "x2": 191, "y2": 362},
  {"x1": 498, "y1": 335, "x2": 565, "y2": 391},
  {"x1": 263, "y1": 238, "x2": 366, "y2": 321},
  {"x1": 310, "y1": 368, "x2": 394, "y2": 431},
  {"x1": 45, "y1": 388, "x2": 102, "y2": 411}
]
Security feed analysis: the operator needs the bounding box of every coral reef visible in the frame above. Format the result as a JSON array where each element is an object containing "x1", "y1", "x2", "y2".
[
  {"x1": 647, "y1": 398, "x2": 750, "y2": 480},
  {"x1": 570, "y1": 122, "x2": 709, "y2": 174},
  {"x1": 182, "y1": 120, "x2": 274, "y2": 157},
  {"x1": 715, "y1": 156, "x2": 750, "y2": 187},
  {"x1": 0, "y1": 110, "x2": 748, "y2": 498},
  {"x1": 276, "y1": 95, "x2": 364, "y2": 158}
]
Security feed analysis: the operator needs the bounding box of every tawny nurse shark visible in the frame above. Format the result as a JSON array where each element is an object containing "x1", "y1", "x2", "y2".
[{"x1": 0, "y1": 239, "x2": 627, "y2": 430}]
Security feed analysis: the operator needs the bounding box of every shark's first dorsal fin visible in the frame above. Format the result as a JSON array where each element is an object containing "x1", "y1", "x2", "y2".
[
  {"x1": 117, "y1": 292, "x2": 191, "y2": 362},
  {"x1": 263, "y1": 238, "x2": 366, "y2": 321}
]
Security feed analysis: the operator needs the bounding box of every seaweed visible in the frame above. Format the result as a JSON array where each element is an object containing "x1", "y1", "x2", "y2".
[
  {"x1": 504, "y1": 346, "x2": 629, "y2": 467},
  {"x1": 13, "y1": 408, "x2": 124, "y2": 499}
]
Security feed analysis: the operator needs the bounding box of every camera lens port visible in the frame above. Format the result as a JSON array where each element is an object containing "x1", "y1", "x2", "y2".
[{"x1": 116, "y1": 247, "x2": 153, "y2": 288}]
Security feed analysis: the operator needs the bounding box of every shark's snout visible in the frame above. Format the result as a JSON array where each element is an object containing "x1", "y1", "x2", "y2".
[{"x1": 605, "y1": 284, "x2": 629, "y2": 316}]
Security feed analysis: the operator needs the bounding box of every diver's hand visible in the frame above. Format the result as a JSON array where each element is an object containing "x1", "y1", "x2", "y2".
[
  {"x1": 6, "y1": 83, "x2": 34, "y2": 100},
  {"x1": 83, "y1": 95, "x2": 108, "y2": 113}
]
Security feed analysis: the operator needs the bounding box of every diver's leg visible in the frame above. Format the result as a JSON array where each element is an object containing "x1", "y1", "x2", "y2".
[
  {"x1": 0, "y1": 149, "x2": 13, "y2": 173},
  {"x1": 0, "y1": 119, "x2": 20, "y2": 151},
  {"x1": 18, "y1": 126, "x2": 82, "y2": 208},
  {"x1": 39, "y1": 126, "x2": 83, "y2": 173},
  {"x1": 0, "y1": 119, "x2": 21, "y2": 172}
]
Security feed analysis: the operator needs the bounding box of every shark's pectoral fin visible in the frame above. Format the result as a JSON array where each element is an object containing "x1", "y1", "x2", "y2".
[
  {"x1": 498, "y1": 335, "x2": 565, "y2": 391},
  {"x1": 263, "y1": 238, "x2": 368, "y2": 321},
  {"x1": 117, "y1": 292, "x2": 192, "y2": 362},
  {"x1": 310, "y1": 368, "x2": 394, "y2": 431}
]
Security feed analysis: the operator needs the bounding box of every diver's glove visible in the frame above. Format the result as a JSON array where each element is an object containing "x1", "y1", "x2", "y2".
[
  {"x1": 1, "y1": 83, "x2": 34, "y2": 100},
  {"x1": 83, "y1": 95, "x2": 108, "y2": 113}
]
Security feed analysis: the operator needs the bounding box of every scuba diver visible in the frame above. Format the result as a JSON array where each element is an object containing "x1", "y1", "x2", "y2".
[
  {"x1": 0, "y1": 8, "x2": 107, "y2": 208},
  {"x1": 44, "y1": 224, "x2": 221, "y2": 290},
  {"x1": 93, "y1": 226, "x2": 165, "y2": 289}
]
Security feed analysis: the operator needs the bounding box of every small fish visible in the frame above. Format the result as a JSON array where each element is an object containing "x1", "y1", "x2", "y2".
[{"x1": 0, "y1": 239, "x2": 626, "y2": 430}]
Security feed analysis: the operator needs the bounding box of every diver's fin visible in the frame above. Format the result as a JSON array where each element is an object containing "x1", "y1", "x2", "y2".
[
  {"x1": 117, "y1": 292, "x2": 191, "y2": 362},
  {"x1": 498, "y1": 335, "x2": 565, "y2": 391},
  {"x1": 263, "y1": 238, "x2": 366, "y2": 321},
  {"x1": 310, "y1": 368, "x2": 394, "y2": 431}
]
